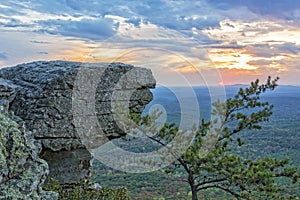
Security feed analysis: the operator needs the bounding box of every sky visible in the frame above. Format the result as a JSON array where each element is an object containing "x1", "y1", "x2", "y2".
[{"x1": 0, "y1": 0, "x2": 299, "y2": 86}]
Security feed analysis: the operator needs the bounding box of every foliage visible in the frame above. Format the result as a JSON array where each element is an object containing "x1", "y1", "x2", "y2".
[
  {"x1": 92, "y1": 159, "x2": 190, "y2": 200},
  {"x1": 138, "y1": 77, "x2": 299, "y2": 200},
  {"x1": 43, "y1": 178, "x2": 130, "y2": 200}
]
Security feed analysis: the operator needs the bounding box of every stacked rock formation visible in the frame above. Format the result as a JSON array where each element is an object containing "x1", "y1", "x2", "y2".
[{"x1": 0, "y1": 61, "x2": 155, "y2": 184}]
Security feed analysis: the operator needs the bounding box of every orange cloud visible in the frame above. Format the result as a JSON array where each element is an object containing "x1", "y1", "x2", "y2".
[{"x1": 217, "y1": 66, "x2": 300, "y2": 85}]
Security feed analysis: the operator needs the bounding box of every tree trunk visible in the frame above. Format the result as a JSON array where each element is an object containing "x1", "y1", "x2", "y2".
[
  {"x1": 191, "y1": 184, "x2": 198, "y2": 200},
  {"x1": 188, "y1": 172, "x2": 198, "y2": 200}
]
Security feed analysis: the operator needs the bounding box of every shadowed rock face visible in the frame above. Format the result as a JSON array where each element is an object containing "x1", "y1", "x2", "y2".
[
  {"x1": 0, "y1": 78, "x2": 19, "y2": 112},
  {"x1": 0, "y1": 61, "x2": 156, "y2": 184}
]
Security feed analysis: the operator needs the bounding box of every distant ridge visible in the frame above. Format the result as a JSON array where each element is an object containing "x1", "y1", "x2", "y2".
[
  {"x1": 154, "y1": 84, "x2": 300, "y2": 88},
  {"x1": 225, "y1": 84, "x2": 248, "y2": 87}
]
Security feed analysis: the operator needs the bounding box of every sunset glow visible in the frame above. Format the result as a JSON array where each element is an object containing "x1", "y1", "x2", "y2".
[{"x1": 0, "y1": 1, "x2": 299, "y2": 86}]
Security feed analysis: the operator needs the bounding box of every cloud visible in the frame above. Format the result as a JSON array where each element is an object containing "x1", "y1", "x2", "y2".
[
  {"x1": 218, "y1": 66, "x2": 287, "y2": 85},
  {"x1": 2, "y1": 0, "x2": 297, "y2": 46},
  {"x1": 0, "y1": 31, "x2": 94, "y2": 67},
  {"x1": 0, "y1": 52, "x2": 7, "y2": 60},
  {"x1": 84, "y1": 24, "x2": 215, "y2": 65},
  {"x1": 37, "y1": 18, "x2": 119, "y2": 41},
  {"x1": 202, "y1": 20, "x2": 287, "y2": 46},
  {"x1": 202, "y1": 18, "x2": 300, "y2": 78},
  {"x1": 245, "y1": 43, "x2": 300, "y2": 57},
  {"x1": 0, "y1": 0, "x2": 225, "y2": 40},
  {"x1": 205, "y1": 40, "x2": 244, "y2": 49},
  {"x1": 125, "y1": 17, "x2": 143, "y2": 28},
  {"x1": 37, "y1": 52, "x2": 48, "y2": 55},
  {"x1": 0, "y1": 0, "x2": 299, "y2": 85},
  {"x1": 247, "y1": 59, "x2": 274, "y2": 66},
  {"x1": 0, "y1": 16, "x2": 30, "y2": 28},
  {"x1": 210, "y1": 0, "x2": 300, "y2": 22},
  {"x1": 1, "y1": 0, "x2": 299, "y2": 41},
  {"x1": 276, "y1": 43, "x2": 300, "y2": 54},
  {"x1": 30, "y1": 40, "x2": 51, "y2": 44}
]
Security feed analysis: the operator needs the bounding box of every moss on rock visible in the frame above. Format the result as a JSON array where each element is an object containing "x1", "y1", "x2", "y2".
[
  {"x1": 43, "y1": 178, "x2": 130, "y2": 200},
  {"x1": 0, "y1": 111, "x2": 57, "y2": 200}
]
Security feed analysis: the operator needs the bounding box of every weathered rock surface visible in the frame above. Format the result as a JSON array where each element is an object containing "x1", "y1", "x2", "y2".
[
  {"x1": 0, "y1": 78, "x2": 19, "y2": 113},
  {"x1": 0, "y1": 61, "x2": 155, "y2": 184},
  {"x1": 0, "y1": 112, "x2": 58, "y2": 200}
]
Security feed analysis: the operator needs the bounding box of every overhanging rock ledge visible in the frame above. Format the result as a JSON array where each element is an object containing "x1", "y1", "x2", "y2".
[{"x1": 0, "y1": 61, "x2": 156, "y2": 184}]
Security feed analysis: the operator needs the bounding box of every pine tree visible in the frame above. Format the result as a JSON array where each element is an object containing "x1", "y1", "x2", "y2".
[{"x1": 139, "y1": 77, "x2": 299, "y2": 200}]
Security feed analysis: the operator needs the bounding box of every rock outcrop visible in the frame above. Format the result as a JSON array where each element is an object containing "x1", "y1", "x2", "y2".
[
  {"x1": 0, "y1": 61, "x2": 156, "y2": 184},
  {"x1": 0, "y1": 78, "x2": 19, "y2": 113},
  {"x1": 0, "y1": 111, "x2": 58, "y2": 200}
]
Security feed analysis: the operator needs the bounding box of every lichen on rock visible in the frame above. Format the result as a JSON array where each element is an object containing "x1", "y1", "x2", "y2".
[{"x1": 0, "y1": 111, "x2": 57, "y2": 200}]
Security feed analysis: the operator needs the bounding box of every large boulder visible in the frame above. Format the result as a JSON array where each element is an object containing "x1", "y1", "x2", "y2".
[
  {"x1": 0, "y1": 111, "x2": 58, "y2": 200},
  {"x1": 0, "y1": 61, "x2": 156, "y2": 184}
]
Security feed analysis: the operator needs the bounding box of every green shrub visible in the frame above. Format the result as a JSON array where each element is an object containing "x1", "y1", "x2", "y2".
[{"x1": 43, "y1": 178, "x2": 130, "y2": 200}]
